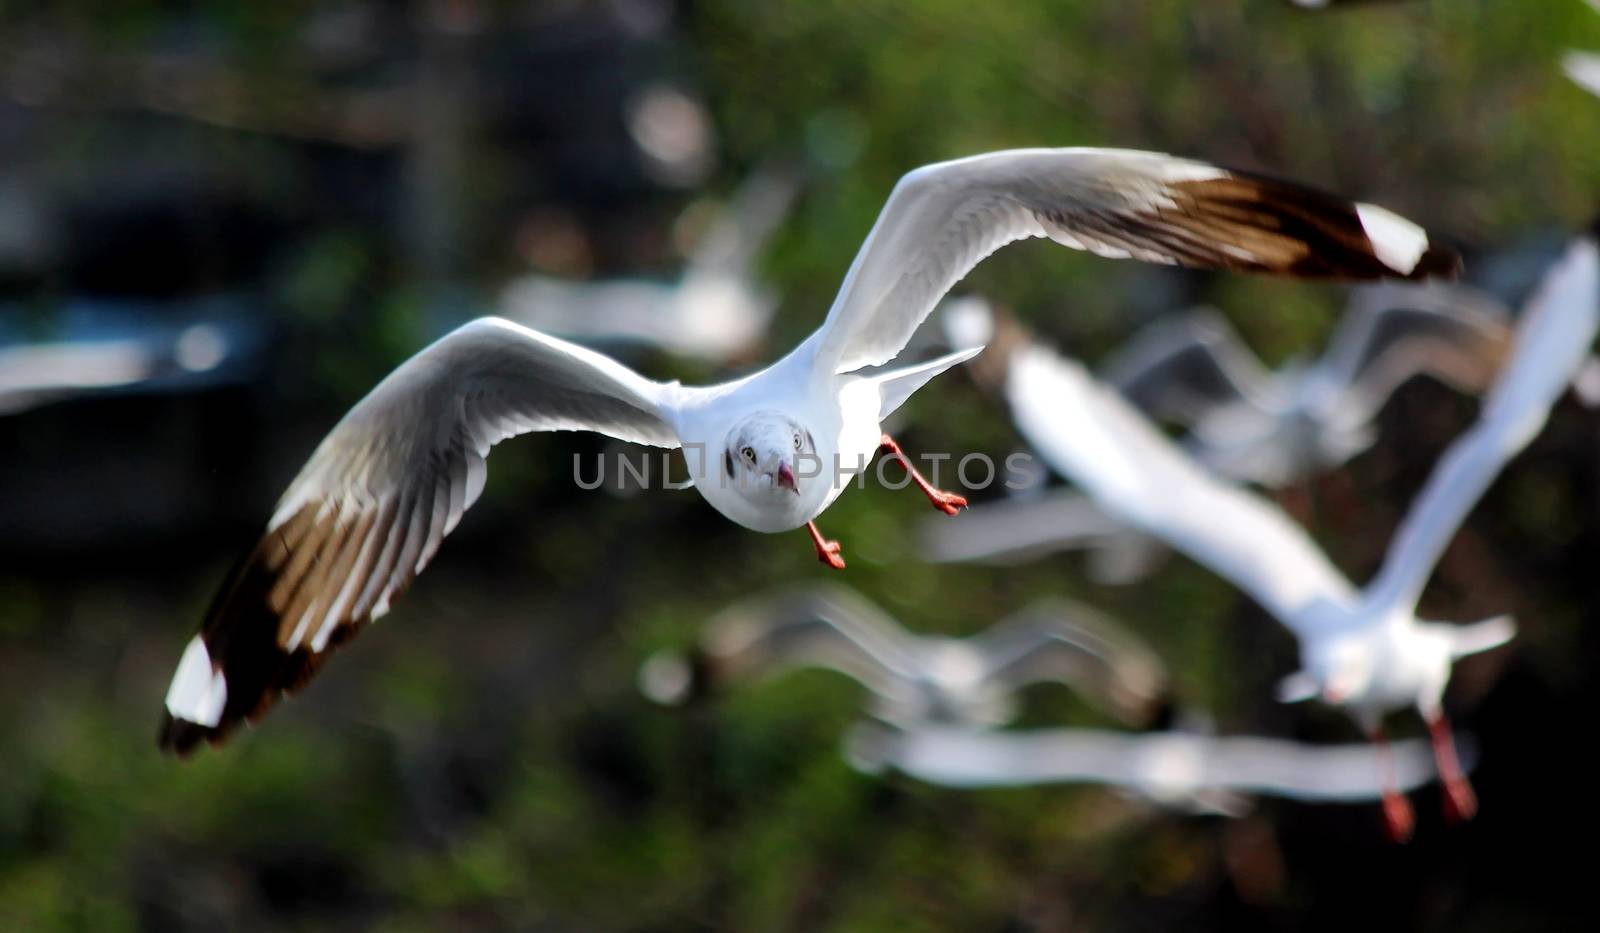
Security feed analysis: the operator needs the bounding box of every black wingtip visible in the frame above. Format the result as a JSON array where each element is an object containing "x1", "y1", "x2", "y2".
[
  {"x1": 157, "y1": 714, "x2": 218, "y2": 758},
  {"x1": 1411, "y1": 243, "x2": 1464, "y2": 281}
]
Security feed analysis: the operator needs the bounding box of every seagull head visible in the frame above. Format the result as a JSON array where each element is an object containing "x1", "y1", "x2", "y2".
[
  {"x1": 723, "y1": 412, "x2": 816, "y2": 499},
  {"x1": 1303, "y1": 636, "x2": 1376, "y2": 706}
]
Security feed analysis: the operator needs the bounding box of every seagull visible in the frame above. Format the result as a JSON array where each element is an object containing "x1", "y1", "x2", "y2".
[
  {"x1": 1102, "y1": 293, "x2": 1517, "y2": 487},
  {"x1": 159, "y1": 146, "x2": 1458, "y2": 754},
  {"x1": 638, "y1": 584, "x2": 1169, "y2": 728},
  {"x1": 846, "y1": 722, "x2": 1463, "y2": 814},
  {"x1": 995, "y1": 233, "x2": 1599, "y2": 838},
  {"x1": 498, "y1": 166, "x2": 799, "y2": 364}
]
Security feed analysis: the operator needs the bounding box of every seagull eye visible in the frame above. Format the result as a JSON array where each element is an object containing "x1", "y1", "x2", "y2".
[
  {"x1": 793, "y1": 433, "x2": 802, "y2": 451},
  {"x1": 741, "y1": 446, "x2": 755, "y2": 463}
]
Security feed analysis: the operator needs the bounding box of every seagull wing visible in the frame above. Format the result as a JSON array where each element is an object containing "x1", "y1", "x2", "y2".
[
  {"x1": 850, "y1": 725, "x2": 1447, "y2": 802},
  {"x1": 1363, "y1": 236, "x2": 1600, "y2": 612},
  {"x1": 971, "y1": 600, "x2": 1169, "y2": 726},
  {"x1": 1101, "y1": 306, "x2": 1279, "y2": 424},
  {"x1": 811, "y1": 147, "x2": 1458, "y2": 374},
  {"x1": 1316, "y1": 302, "x2": 1512, "y2": 428},
  {"x1": 159, "y1": 317, "x2": 682, "y2": 754},
  {"x1": 698, "y1": 584, "x2": 928, "y2": 707},
  {"x1": 1201, "y1": 734, "x2": 1446, "y2": 800},
  {"x1": 1007, "y1": 340, "x2": 1361, "y2": 636},
  {"x1": 918, "y1": 489, "x2": 1131, "y2": 563},
  {"x1": 1564, "y1": 51, "x2": 1600, "y2": 99}
]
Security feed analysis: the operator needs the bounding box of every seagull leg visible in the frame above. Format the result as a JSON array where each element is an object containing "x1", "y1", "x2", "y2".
[
  {"x1": 1426, "y1": 713, "x2": 1478, "y2": 823},
  {"x1": 1371, "y1": 727, "x2": 1416, "y2": 843},
  {"x1": 806, "y1": 521, "x2": 846, "y2": 570},
  {"x1": 878, "y1": 433, "x2": 968, "y2": 515}
]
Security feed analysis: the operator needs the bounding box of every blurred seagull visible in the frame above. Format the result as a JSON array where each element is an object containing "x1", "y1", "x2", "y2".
[
  {"x1": 499, "y1": 166, "x2": 799, "y2": 364},
  {"x1": 996, "y1": 233, "x2": 1599, "y2": 838},
  {"x1": 639, "y1": 584, "x2": 1169, "y2": 728},
  {"x1": 1102, "y1": 293, "x2": 1516, "y2": 487},
  {"x1": 846, "y1": 723, "x2": 1461, "y2": 814},
  {"x1": 159, "y1": 146, "x2": 1458, "y2": 753}
]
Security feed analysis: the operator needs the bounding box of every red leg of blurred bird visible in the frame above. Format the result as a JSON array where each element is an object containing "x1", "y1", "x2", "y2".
[
  {"x1": 1371, "y1": 727, "x2": 1416, "y2": 843},
  {"x1": 1427, "y1": 713, "x2": 1478, "y2": 823},
  {"x1": 879, "y1": 433, "x2": 967, "y2": 515},
  {"x1": 807, "y1": 521, "x2": 846, "y2": 570}
]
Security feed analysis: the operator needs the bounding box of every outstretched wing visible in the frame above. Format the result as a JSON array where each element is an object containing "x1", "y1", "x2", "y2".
[
  {"x1": 1006, "y1": 340, "x2": 1362, "y2": 637},
  {"x1": 1317, "y1": 300, "x2": 1513, "y2": 428},
  {"x1": 1363, "y1": 236, "x2": 1600, "y2": 613},
  {"x1": 971, "y1": 600, "x2": 1169, "y2": 726},
  {"x1": 848, "y1": 725, "x2": 1448, "y2": 802},
  {"x1": 160, "y1": 317, "x2": 681, "y2": 754},
  {"x1": 1101, "y1": 306, "x2": 1280, "y2": 425},
  {"x1": 812, "y1": 147, "x2": 1459, "y2": 374},
  {"x1": 685, "y1": 584, "x2": 927, "y2": 708}
]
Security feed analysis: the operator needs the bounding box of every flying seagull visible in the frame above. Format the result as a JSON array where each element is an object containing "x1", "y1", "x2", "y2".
[
  {"x1": 159, "y1": 146, "x2": 1458, "y2": 754},
  {"x1": 1102, "y1": 295, "x2": 1516, "y2": 487},
  {"x1": 995, "y1": 233, "x2": 1598, "y2": 838},
  {"x1": 638, "y1": 584, "x2": 1169, "y2": 728},
  {"x1": 847, "y1": 723, "x2": 1463, "y2": 813}
]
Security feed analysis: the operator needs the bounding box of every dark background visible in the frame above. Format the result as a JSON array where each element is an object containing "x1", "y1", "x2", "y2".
[{"x1": 3, "y1": 1, "x2": 1599, "y2": 929}]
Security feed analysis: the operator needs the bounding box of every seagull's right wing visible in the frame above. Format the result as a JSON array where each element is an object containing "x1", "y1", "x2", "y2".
[
  {"x1": 1363, "y1": 236, "x2": 1600, "y2": 612},
  {"x1": 1100, "y1": 307, "x2": 1280, "y2": 425},
  {"x1": 160, "y1": 317, "x2": 681, "y2": 755},
  {"x1": 811, "y1": 147, "x2": 1459, "y2": 375},
  {"x1": 972, "y1": 600, "x2": 1169, "y2": 726},
  {"x1": 1006, "y1": 341, "x2": 1361, "y2": 636}
]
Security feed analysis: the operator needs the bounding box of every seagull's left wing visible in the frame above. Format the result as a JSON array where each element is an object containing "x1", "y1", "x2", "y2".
[
  {"x1": 813, "y1": 147, "x2": 1459, "y2": 374},
  {"x1": 159, "y1": 317, "x2": 681, "y2": 755},
  {"x1": 1363, "y1": 236, "x2": 1600, "y2": 612}
]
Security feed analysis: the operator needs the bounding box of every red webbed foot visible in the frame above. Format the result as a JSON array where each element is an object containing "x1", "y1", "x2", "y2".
[
  {"x1": 1371, "y1": 726, "x2": 1415, "y2": 843},
  {"x1": 1427, "y1": 714, "x2": 1478, "y2": 823},
  {"x1": 879, "y1": 433, "x2": 968, "y2": 516},
  {"x1": 807, "y1": 521, "x2": 846, "y2": 570},
  {"x1": 1382, "y1": 791, "x2": 1416, "y2": 843}
]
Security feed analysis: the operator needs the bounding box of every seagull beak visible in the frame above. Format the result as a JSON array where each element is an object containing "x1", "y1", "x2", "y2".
[{"x1": 776, "y1": 461, "x2": 799, "y2": 494}]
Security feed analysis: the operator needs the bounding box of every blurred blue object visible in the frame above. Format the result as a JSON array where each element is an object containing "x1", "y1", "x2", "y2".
[{"x1": 0, "y1": 293, "x2": 270, "y2": 415}]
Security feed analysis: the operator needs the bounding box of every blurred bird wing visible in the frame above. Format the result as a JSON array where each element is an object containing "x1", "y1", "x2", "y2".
[
  {"x1": 683, "y1": 162, "x2": 801, "y2": 281},
  {"x1": 1006, "y1": 340, "x2": 1362, "y2": 636},
  {"x1": 811, "y1": 147, "x2": 1457, "y2": 375},
  {"x1": 851, "y1": 725, "x2": 1449, "y2": 802},
  {"x1": 917, "y1": 488, "x2": 1141, "y2": 565},
  {"x1": 972, "y1": 599, "x2": 1169, "y2": 726},
  {"x1": 1317, "y1": 301, "x2": 1513, "y2": 427},
  {"x1": 1201, "y1": 734, "x2": 1445, "y2": 800},
  {"x1": 1564, "y1": 51, "x2": 1600, "y2": 99},
  {"x1": 702, "y1": 584, "x2": 930, "y2": 702},
  {"x1": 1363, "y1": 236, "x2": 1600, "y2": 613},
  {"x1": 499, "y1": 276, "x2": 688, "y2": 347},
  {"x1": 1101, "y1": 306, "x2": 1280, "y2": 424},
  {"x1": 159, "y1": 317, "x2": 682, "y2": 754}
]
